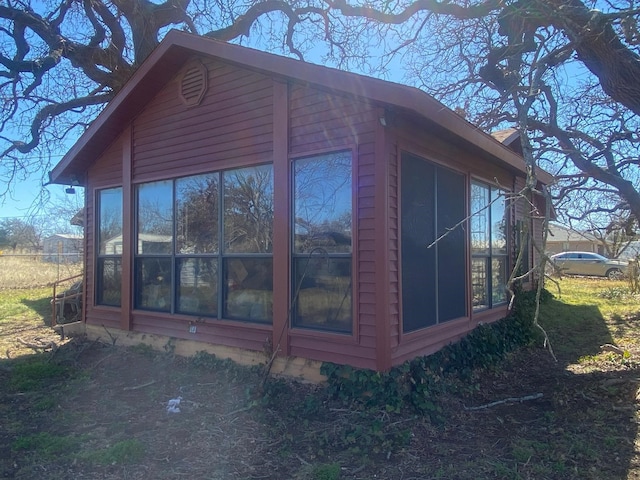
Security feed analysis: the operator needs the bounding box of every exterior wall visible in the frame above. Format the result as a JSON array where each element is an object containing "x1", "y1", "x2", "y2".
[
  {"x1": 389, "y1": 115, "x2": 519, "y2": 366},
  {"x1": 84, "y1": 56, "x2": 384, "y2": 370},
  {"x1": 288, "y1": 84, "x2": 381, "y2": 369}
]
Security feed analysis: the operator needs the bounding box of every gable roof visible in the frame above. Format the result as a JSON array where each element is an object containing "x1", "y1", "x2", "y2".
[{"x1": 50, "y1": 30, "x2": 554, "y2": 185}]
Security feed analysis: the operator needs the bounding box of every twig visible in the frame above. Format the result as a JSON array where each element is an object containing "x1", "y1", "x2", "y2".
[
  {"x1": 123, "y1": 380, "x2": 156, "y2": 391},
  {"x1": 464, "y1": 393, "x2": 543, "y2": 411},
  {"x1": 102, "y1": 325, "x2": 118, "y2": 346}
]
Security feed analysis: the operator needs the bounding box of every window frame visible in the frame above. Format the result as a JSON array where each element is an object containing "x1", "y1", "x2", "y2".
[
  {"x1": 133, "y1": 164, "x2": 274, "y2": 324},
  {"x1": 290, "y1": 149, "x2": 355, "y2": 334},
  {"x1": 471, "y1": 180, "x2": 510, "y2": 311},
  {"x1": 95, "y1": 186, "x2": 124, "y2": 307}
]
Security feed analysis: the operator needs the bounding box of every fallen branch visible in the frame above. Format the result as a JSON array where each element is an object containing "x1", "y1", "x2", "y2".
[
  {"x1": 464, "y1": 393, "x2": 543, "y2": 411},
  {"x1": 17, "y1": 337, "x2": 57, "y2": 351},
  {"x1": 123, "y1": 380, "x2": 156, "y2": 391}
]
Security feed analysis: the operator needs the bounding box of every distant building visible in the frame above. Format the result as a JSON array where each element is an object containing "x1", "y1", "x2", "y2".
[
  {"x1": 546, "y1": 223, "x2": 603, "y2": 255},
  {"x1": 43, "y1": 234, "x2": 84, "y2": 263}
]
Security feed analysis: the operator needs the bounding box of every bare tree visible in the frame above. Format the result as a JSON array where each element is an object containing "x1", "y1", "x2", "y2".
[{"x1": 2, "y1": 0, "x2": 640, "y2": 230}]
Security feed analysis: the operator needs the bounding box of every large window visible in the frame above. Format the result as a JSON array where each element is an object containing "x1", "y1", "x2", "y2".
[
  {"x1": 292, "y1": 151, "x2": 353, "y2": 333},
  {"x1": 400, "y1": 152, "x2": 466, "y2": 333},
  {"x1": 471, "y1": 181, "x2": 508, "y2": 310},
  {"x1": 96, "y1": 187, "x2": 123, "y2": 306},
  {"x1": 134, "y1": 165, "x2": 273, "y2": 323}
]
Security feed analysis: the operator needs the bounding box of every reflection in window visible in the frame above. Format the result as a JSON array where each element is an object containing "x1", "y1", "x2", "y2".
[
  {"x1": 471, "y1": 181, "x2": 508, "y2": 310},
  {"x1": 134, "y1": 166, "x2": 273, "y2": 323},
  {"x1": 137, "y1": 181, "x2": 173, "y2": 254},
  {"x1": 224, "y1": 165, "x2": 274, "y2": 254},
  {"x1": 176, "y1": 174, "x2": 218, "y2": 254},
  {"x1": 96, "y1": 187, "x2": 122, "y2": 306},
  {"x1": 292, "y1": 151, "x2": 352, "y2": 332},
  {"x1": 224, "y1": 258, "x2": 273, "y2": 322}
]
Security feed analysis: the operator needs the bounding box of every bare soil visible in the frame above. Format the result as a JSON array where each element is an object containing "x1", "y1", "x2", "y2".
[{"x1": 2, "y1": 314, "x2": 640, "y2": 478}]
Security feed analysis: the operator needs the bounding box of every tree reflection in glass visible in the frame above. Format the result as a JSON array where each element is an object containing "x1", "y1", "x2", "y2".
[
  {"x1": 294, "y1": 152, "x2": 352, "y2": 254},
  {"x1": 223, "y1": 165, "x2": 273, "y2": 254},
  {"x1": 293, "y1": 151, "x2": 352, "y2": 332},
  {"x1": 176, "y1": 174, "x2": 218, "y2": 254}
]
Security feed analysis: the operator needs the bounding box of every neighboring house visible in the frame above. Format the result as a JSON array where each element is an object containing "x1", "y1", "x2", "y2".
[
  {"x1": 43, "y1": 234, "x2": 84, "y2": 263},
  {"x1": 546, "y1": 223, "x2": 603, "y2": 255},
  {"x1": 49, "y1": 30, "x2": 553, "y2": 378}
]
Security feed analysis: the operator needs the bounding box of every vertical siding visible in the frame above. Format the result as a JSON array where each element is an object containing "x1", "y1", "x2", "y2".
[
  {"x1": 132, "y1": 59, "x2": 274, "y2": 181},
  {"x1": 85, "y1": 136, "x2": 125, "y2": 330},
  {"x1": 287, "y1": 84, "x2": 380, "y2": 369}
]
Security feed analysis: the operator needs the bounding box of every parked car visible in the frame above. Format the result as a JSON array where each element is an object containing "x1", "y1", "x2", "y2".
[{"x1": 549, "y1": 251, "x2": 628, "y2": 280}]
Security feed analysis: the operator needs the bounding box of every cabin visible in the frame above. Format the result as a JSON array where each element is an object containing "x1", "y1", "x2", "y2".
[{"x1": 49, "y1": 30, "x2": 552, "y2": 379}]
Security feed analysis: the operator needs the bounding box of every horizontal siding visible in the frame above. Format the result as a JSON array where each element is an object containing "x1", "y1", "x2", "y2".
[
  {"x1": 88, "y1": 136, "x2": 124, "y2": 186},
  {"x1": 289, "y1": 84, "x2": 377, "y2": 154},
  {"x1": 132, "y1": 313, "x2": 270, "y2": 352},
  {"x1": 86, "y1": 308, "x2": 120, "y2": 330},
  {"x1": 133, "y1": 58, "x2": 273, "y2": 181},
  {"x1": 289, "y1": 336, "x2": 376, "y2": 370}
]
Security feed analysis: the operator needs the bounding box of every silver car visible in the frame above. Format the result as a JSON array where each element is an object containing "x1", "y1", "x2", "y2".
[{"x1": 549, "y1": 251, "x2": 628, "y2": 280}]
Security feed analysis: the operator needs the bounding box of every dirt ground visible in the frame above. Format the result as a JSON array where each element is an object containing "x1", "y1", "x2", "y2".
[{"x1": 2, "y1": 321, "x2": 640, "y2": 479}]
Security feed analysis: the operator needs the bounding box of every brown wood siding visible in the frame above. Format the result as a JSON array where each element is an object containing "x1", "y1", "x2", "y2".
[
  {"x1": 288, "y1": 83, "x2": 379, "y2": 370},
  {"x1": 132, "y1": 59, "x2": 274, "y2": 182},
  {"x1": 85, "y1": 137, "x2": 125, "y2": 329}
]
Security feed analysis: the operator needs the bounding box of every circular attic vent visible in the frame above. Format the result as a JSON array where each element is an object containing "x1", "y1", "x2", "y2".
[{"x1": 179, "y1": 61, "x2": 208, "y2": 106}]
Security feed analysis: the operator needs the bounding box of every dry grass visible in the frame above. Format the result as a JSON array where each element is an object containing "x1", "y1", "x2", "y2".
[{"x1": 0, "y1": 255, "x2": 82, "y2": 289}]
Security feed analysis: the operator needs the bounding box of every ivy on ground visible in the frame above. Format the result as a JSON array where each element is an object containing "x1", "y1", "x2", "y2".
[{"x1": 320, "y1": 287, "x2": 553, "y2": 417}]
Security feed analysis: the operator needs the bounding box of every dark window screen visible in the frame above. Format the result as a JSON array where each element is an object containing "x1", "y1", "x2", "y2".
[
  {"x1": 436, "y1": 167, "x2": 466, "y2": 321},
  {"x1": 401, "y1": 154, "x2": 436, "y2": 331},
  {"x1": 401, "y1": 152, "x2": 466, "y2": 333}
]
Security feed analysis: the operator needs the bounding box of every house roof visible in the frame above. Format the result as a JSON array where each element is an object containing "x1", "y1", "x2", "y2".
[
  {"x1": 45, "y1": 234, "x2": 84, "y2": 240},
  {"x1": 50, "y1": 30, "x2": 554, "y2": 186},
  {"x1": 547, "y1": 223, "x2": 598, "y2": 243}
]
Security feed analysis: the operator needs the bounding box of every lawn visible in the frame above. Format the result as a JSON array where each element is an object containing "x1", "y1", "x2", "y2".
[{"x1": 1, "y1": 271, "x2": 640, "y2": 479}]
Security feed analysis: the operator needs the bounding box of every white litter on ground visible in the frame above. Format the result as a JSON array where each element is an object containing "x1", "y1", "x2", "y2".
[{"x1": 166, "y1": 396, "x2": 182, "y2": 413}]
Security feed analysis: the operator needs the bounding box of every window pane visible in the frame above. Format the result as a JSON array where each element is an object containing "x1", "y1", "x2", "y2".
[
  {"x1": 176, "y1": 174, "x2": 218, "y2": 254},
  {"x1": 471, "y1": 183, "x2": 490, "y2": 255},
  {"x1": 97, "y1": 258, "x2": 122, "y2": 306},
  {"x1": 491, "y1": 189, "x2": 507, "y2": 255},
  {"x1": 293, "y1": 257, "x2": 352, "y2": 333},
  {"x1": 136, "y1": 257, "x2": 172, "y2": 311},
  {"x1": 177, "y1": 258, "x2": 218, "y2": 316},
  {"x1": 294, "y1": 151, "x2": 352, "y2": 254},
  {"x1": 223, "y1": 165, "x2": 273, "y2": 253},
  {"x1": 224, "y1": 258, "x2": 273, "y2": 323},
  {"x1": 98, "y1": 187, "x2": 123, "y2": 255},
  {"x1": 137, "y1": 181, "x2": 173, "y2": 254},
  {"x1": 492, "y1": 257, "x2": 508, "y2": 304},
  {"x1": 472, "y1": 258, "x2": 488, "y2": 310}
]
